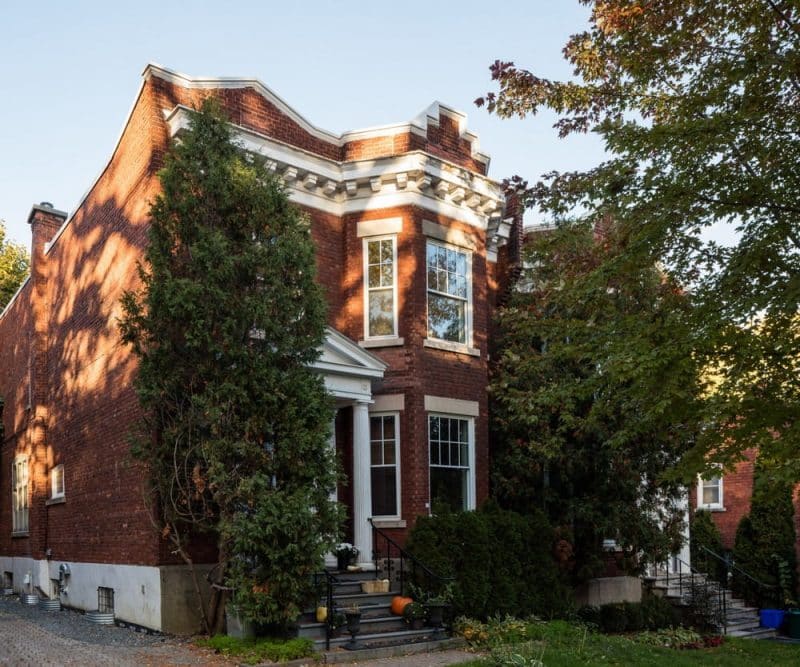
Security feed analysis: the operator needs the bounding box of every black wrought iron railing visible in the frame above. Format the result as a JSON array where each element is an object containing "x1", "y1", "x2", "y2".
[
  {"x1": 697, "y1": 544, "x2": 779, "y2": 609},
  {"x1": 313, "y1": 569, "x2": 338, "y2": 650},
  {"x1": 658, "y1": 555, "x2": 729, "y2": 634},
  {"x1": 369, "y1": 518, "x2": 454, "y2": 598}
]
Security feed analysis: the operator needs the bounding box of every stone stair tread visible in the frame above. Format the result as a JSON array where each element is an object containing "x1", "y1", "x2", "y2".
[
  {"x1": 728, "y1": 627, "x2": 777, "y2": 638},
  {"x1": 313, "y1": 627, "x2": 435, "y2": 648}
]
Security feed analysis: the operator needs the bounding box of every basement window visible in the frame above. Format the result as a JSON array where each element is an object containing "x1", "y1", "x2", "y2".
[{"x1": 98, "y1": 587, "x2": 115, "y2": 614}]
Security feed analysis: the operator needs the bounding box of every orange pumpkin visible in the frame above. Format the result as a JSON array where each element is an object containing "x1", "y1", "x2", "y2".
[{"x1": 391, "y1": 595, "x2": 413, "y2": 616}]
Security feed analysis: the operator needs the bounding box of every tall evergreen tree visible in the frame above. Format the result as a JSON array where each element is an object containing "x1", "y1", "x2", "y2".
[
  {"x1": 491, "y1": 221, "x2": 701, "y2": 580},
  {"x1": 120, "y1": 99, "x2": 339, "y2": 632}
]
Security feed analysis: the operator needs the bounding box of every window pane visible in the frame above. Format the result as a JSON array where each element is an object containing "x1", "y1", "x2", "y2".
[
  {"x1": 368, "y1": 264, "x2": 380, "y2": 288},
  {"x1": 368, "y1": 240, "x2": 380, "y2": 264},
  {"x1": 383, "y1": 440, "x2": 396, "y2": 465},
  {"x1": 429, "y1": 416, "x2": 440, "y2": 441},
  {"x1": 427, "y1": 242, "x2": 437, "y2": 269},
  {"x1": 370, "y1": 416, "x2": 383, "y2": 441},
  {"x1": 381, "y1": 239, "x2": 393, "y2": 263},
  {"x1": 430, "y1": 467, "x2": 466, "y2": 513},
  {"x1": 369, "y1": 290, "x2": 394, "y2": 336},
  {"x1": 456, "y1": 252, "x2": 467, "y2": 277},
  {"x1": 436, "y1": 245, "x2": 447, "y2": 270},
  {"x1": 703, "y1": 479, "x2": 720, "y2": 505},
  {"x1": 428, "y1": 294, "x2": 466, "y2": 343},
  {"x1": 381, "y1": 262, "x2": 393, "y2": 287},
  {"x1": 371, "y1": 467, "x2": 398, "y2": 516},
  {"x1": 454, "y1": 275, "x2": 467, "y2": 298}
]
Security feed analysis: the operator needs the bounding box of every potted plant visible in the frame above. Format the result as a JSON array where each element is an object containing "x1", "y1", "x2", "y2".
[
  {"x1": 335, "y1": 543, "x2": 359, "y2": 571},
  {"x1": 402, "y1": 601, "x2": 426, "y2": 630},
  {"x1": 329, "y1": 611, "x2": 346, "y2": 638},
  {"x1": 343, "y1": 605, "x2": 363, "y2": 649}
]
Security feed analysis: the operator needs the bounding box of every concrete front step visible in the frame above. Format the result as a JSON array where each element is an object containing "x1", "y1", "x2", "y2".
[
  {"x1": 313, "y1": 626, "x2": 437, "y2": 650},
  {"x1": 299, "y1": 615, "x2": 407, "y2": 640},
  {"x1": 332, "y1": 591, "x2": 400, "y2": 607},
  {"x1": 728, "y1": 626, "x2": 778, "y2": 639}
]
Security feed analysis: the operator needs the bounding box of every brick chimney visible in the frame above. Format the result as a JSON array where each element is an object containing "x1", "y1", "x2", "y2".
[{"x1": 27, "y1": 202, "x2": 67, "y2": 270}]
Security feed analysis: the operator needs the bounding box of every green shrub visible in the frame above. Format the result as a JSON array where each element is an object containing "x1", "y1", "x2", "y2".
[
  {"x1": 405, "y1": 502, "x2": 573, "y2": 619},
  {"x1": 732, "y1": 461, "x2": 797, "y2": 608},
  {"x1": 690, "y1": 510, "x2": 728, "y2": 583},
  {"x1": 640, "y1": 596, "x2": 680, "y2": 630},
  {"x1": 197, "y1": 635, "x2": 314, "y2": 664},
  {"x1": 578, "y1": 598, "x2": 679, "y2": 634}
]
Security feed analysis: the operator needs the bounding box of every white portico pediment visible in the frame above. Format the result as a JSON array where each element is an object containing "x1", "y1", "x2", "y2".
[{"x1": 313, "y1": 327, "x2": 386, "y2": 402}]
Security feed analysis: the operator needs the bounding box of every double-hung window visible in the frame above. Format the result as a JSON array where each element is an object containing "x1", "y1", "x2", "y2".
[
  {"x1": 364, "y1": 236, "x2": 397, "y2": 339},
  {"x1": 12, "y1": 456, "x2": 29, "y2": 534},
  {"x1": 370, "y1": 413, "x2": 400, "y2": 518},
  {"x1": 426, "y1": 241, "x2": 470, "y2": 345},
  {"x1": 51, "y1": 464, "x2": 65, "y2": 500},
  {"x1": 697, "y1": 472, "x2": 724, "y2": 510},
  {"x1": 428, "y1": 414, "x2": 474, "y2": 512}
]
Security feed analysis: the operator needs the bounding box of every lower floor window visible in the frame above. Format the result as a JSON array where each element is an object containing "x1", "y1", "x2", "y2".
[
  {"x1": 429, "y1": 415, "x2": 473, "y2": 512},
  {"x1": 370, "y1": 413, "x2": 400, "y2": 517}
]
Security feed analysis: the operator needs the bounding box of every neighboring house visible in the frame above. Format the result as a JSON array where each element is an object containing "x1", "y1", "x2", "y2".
[
  {"x1": 692, "y1": 452, "x2": 757, "y2": 551},
  {"x1": 0, "y1": 65, "x2": 520, "y2": 632},
  {"x1": 691, "y1": 451, "x2": 800, "y2": 582}
]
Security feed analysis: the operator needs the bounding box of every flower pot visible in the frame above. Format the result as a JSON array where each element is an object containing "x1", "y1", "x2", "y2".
[
  {"x1": 426, "y1": 602, "x2": 446, "y2": 628},
  {"x1": 344, "y1": 610, "x2": 363, "y2": 650},
  {"x1": 410, "y1": 618, "x2": 425, "y2": 630},
  {"x1": 337, "y1": 554, "x2": 350, "y2": 571},
  {"x1": 759, "y1": 608, "x2": 784, "y2": 629},
  {"x1": 785, "y1": 609, "x2": 800, "y2": 639},
  {"x1": 226, "y1": 605, "x2": 255, "y2": 639}
]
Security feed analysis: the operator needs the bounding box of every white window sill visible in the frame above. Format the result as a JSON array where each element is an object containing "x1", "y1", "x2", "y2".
[
  {"x1": 424, "y1": 338, "x2": 480, "y2": 357},
  {"x1": 11, "y1": 531, "x2": 29, "y2": 538},
  {"x1": 46, "y1": 496, "x2": 66, "y2": 506},
  {"x1": 371, "y1": 518, "x2": 407, "y2": 529},
  {"x1": 697, "y1": 505, "x2": 726, "y2": 513},
  {"x1": 359, "y1": 337, "x2": 404, "y2": 348}
]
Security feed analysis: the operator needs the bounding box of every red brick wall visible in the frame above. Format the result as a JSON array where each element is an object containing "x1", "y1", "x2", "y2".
[
  {"x1": 691, "y1": 451, "x2": 756, "y2": 549},
  {"x1": 0, "y1": 70, "x2": 500, "y2": 567}
]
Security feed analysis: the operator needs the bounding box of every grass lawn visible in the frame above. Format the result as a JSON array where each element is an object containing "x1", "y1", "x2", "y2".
[{"x1": 455, "y1": 620, "x2": 799, "y2": 666}]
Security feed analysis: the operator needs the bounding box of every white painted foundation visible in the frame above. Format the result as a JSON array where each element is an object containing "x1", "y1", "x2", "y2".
[{"x1": 0, "y1": 556, "x2": 163, "y2": 630}]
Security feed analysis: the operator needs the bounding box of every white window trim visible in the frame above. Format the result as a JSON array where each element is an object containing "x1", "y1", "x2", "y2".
[
  {"x1": 425, "y1": 239, "x2": 474, "y2": 350},
  {"x1": 12, "y1": 455, "x2": 29, "y2": 535},
  {"x1": 427, "y1": 413, "x2": 476, "y2": 511},
  {"x1": 51, "y1": 464, "x2": 65, "y2": 500},
  {"x1": 362, "y1": 235, "x2": 399, "y2": 341},
  {"x1": 696, "y1": 471, "x2": 724, "y2": 511},
  {"x1": 370, "y1": 411, "x2": 402, "y2": 521}
]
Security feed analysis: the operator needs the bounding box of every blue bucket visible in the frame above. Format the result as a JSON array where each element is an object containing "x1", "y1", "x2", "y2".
[{"x1": 759, "y1": 608, "x2": 785, "y2": 629}]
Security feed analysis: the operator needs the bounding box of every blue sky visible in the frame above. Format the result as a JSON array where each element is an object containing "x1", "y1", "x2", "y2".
[{"x1": 0, "y1": 1, "x2": 606, "y2": 246}]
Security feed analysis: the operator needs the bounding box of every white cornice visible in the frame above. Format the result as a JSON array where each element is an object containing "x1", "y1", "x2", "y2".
[
  {"x1": 144, "y1": 64, "x2": 490, "y2": 165},
  {"x1": 165, "y1": 106, "x2": 505, "y2": 233}
]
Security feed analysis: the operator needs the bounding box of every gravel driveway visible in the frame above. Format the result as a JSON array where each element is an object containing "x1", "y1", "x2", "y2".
[{"x1": 0, "y1": 596, "x2": 230, "y2": 666}]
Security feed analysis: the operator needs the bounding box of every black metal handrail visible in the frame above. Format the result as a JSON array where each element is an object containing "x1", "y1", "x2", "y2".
[
  {"x1": 369, "y1": 518, "x2": 454, "y2": 597},
  {"x1": 697, "y1": 544, "x2": 778, "y2": 608},
  {"x1": 313, "y1": 569, "x2": 339, "y2": 650},
  {"x1": 658, "y1": 555, "x2": 728, "y2": 635}
]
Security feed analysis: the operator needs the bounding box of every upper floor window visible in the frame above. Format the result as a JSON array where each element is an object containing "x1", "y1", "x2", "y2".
[
  {"x1": 426, "y1": 241, "x2": 470, "y2": 345},
  {"x1": 364, "y1": 236, "x2": 397, "y2": 338},
  {"x1": 12, "y1": 456, "x2": 29, "y2": 534},
  {"x1": 697, "y1": 472, "x2": 723, "y2": 511}
]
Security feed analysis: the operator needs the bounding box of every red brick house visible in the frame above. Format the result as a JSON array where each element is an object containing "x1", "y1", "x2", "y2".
[{"x1": 0, "y1": 65, "x2": 520, "y2": 632}]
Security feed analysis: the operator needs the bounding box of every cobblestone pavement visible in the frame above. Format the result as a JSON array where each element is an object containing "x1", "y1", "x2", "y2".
[
  {"x1": 0, "y1": 597, "x2": 230, "y2": 666},
  {"x1": 0, "y1": 596, "x2": 476, "y2": 667}
]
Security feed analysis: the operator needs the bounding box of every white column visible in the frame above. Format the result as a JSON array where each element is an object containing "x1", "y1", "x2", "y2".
[
  {"x1": 352, "y1": 400, "x2": 374, "y2": 569},
  {"x1": 329, "y1": 411, "x2": 338, "y2": 504},
  {"x1": 324, "y1": 411, "x2": 339, "y2": 569}
]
